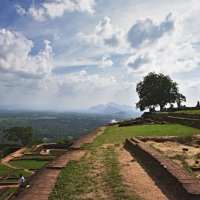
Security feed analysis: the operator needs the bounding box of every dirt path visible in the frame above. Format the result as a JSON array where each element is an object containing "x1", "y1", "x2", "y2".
[
  {"x1": 70, "y1": 127, "x2": 105, "y2": 149},
  {"x1": 76, "y1": 144, "x2": 113, "y2": 200},
  {"x1": 0, "y1": 184, "x2": 18, "y2": 189},
  {"x1": 1, "y1": 148, "x2": 27, "y2": 165},
  {"x1": 10, "y1": 127, "x2": 105, "y2": 200},
  {"x1": 117, "y1": 146, "x2": 169, "y2": 200}
]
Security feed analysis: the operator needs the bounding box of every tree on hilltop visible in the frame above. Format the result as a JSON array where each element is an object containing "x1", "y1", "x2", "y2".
[{"x1": 136, "y1": 72, "x2": 186, "y2": 111}]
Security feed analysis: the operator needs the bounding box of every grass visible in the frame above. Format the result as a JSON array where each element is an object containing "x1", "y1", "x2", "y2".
[
  {"x1": 82, "y1": 124, "x2": 200, "y2": 149},
  {"x1": 195, "y1": 153, "x2": 200, "y2": 159},
  {"x1": 0, "y1": 163, "x2": 32, "y2": 177},
  {"x1": 9, "y1": 160, "x2": 49, "y2": 169},
  {"x1": 0, "y1": 188, "x2": 17, "y2": 200},
  {"x1": 0, "y1": 179, "x2": 18, "y2": 183},
  {"x1": 103, "y1": 146, "x2": 137, "y2": 200},
  {"x1": 0, "y1": 144, "x2": 21, "y2": 151},
  {"x1": 20, "y1": 155, "x2": 57, "y2": 160},
  {"x1": 49, "y1": 159, "x2": 94, "y2": 200},
  {"x1": 170, "y1": 154, "x2": 187, "y2": 161},
  {"x1": 170, "y1": 154, "x2": 192, "y2": 173},
  {"x1": 176, "y1": 110, "x2": 200, "y2": 114},
  {"x1": 50, "y1": 146, "x2": 138, "y2": 200},
  {"x1": 0, "y1": 145, "x2": 6, "y2": 151},
  {"x1": 50, "y1": 123, "x2": 200, "y2": 199}
]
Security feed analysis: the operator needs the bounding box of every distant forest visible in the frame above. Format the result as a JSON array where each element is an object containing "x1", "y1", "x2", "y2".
[{"x1": 0, "y1": 110, "x2": 130, "y2": 142}]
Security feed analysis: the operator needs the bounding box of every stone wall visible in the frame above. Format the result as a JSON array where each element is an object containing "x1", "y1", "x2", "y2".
[{"x1": 125, "y1": 138, "x2": 200, "y2": 200}]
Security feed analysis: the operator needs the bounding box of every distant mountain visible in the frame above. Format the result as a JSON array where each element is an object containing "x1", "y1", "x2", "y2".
[{"x1": 88, "y1": 102, "x2": 141, "y2": 118}]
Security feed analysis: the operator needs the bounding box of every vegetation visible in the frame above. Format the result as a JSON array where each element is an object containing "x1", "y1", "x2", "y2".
[
  {"x1": 136, "y1": 72, "x2": 186, "y2": 111},
  {"x1": 20, "y1": 155, "x2": 57, "y2": 160},
  {"x1": 0, "y1": 110, "x2": 129, "y2": 142},
  {"x1": 175, "y1": 110, "x2": 200, "y2": 114},
  {"x1": 103, "y1": 146, "x2": 136, "y2": 200},
  {"x1": 3, "y1": 126, "x2": 33, "y2": 146},
  {"x1": 0, "y1": 188, "x2": 17, "y2": 200},
  {"x1": 0, "y1": 163, "x2": 32, "y2": 177},
  {"x1": 170, "y1": 154, "x2": 192, "y2": 173},
  {"x1": 9, "y1": 160, "x2": 49, "y2": 170},
  {"x1": 83, "y1": 124, "x2": 200, "y2": 148},
  {"x1": 58, "y1": 136, "x2": 73, "y2": 148},
  {"x1": 195, "y1": 153, "x2": 200, "y2": 159},
  {"x1": 50, "y1": 146, "x2": 137, "y2": 200},
  {"x1": 50, "y1": 123, "x2": 200, "y2": 199},
  {"x1": 50, "y1": 159, "x2": 94, "y2": 200},
  {"x1": 177, "y1": 135, "x2": 193, "y2": 144}
]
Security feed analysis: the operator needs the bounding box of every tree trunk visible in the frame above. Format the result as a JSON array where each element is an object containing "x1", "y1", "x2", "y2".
[{"x1": 159, "y1": 104, "x2": 164, "y2": 111}]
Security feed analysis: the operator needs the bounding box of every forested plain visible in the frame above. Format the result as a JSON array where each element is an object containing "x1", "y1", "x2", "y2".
[{"x1": 0, "y1": 110, "x2": 130, "y2": 142}]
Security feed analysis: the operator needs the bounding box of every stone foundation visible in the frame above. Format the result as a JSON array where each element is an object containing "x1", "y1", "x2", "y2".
[{"x1": 125, "y1": 138, "x2": 200, "y2": 200}]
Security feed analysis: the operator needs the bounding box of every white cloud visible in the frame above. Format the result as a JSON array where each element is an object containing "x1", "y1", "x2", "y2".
[
  {"x1": 15, "y1": 4, "x2": 26, "y2": 16},
  {"x1": 99, "y1": 54, "x2": 113, "y2": 69},
  {"x1": 8, "y1": 0, "x2": 200, "y2": 108},
  {"x1": 126, "y1": 9, "x2": 200, "y2": 75},
  {"x1": 77, "y1": 16, "x2": 129, "y2": 54},
  {"x1": 126, "y1": 53, "x2": 150, "y2": 72},
  {"x1": 0, "y1": 28, "x2": 53, "y2": 78},
  {"x1": 16, "y1": 0, "x2": 96, "y2": 22},
  {"x1": 128, "y1": 13, "x2": 174, "y2": 48},
  {"x1": 56, "y1": 70, "x2": 116, "y2": 95},
  {"x1": 30, "y1": 70, "x2": 135, "y2": 108}
]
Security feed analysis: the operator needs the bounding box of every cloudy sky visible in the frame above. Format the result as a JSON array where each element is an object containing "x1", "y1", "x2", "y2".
[{"x1": 0, "y1": 0, "x2": 200, "y2": 110}]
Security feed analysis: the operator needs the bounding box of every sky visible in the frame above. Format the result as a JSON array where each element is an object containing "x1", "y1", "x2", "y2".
[{"x1": 0, "y1": 0, "x2": 200, "y2": 110}]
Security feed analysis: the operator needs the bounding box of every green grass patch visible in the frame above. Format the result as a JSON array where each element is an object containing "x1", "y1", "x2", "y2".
[
  {"x1": 21, "y1": 155, "x2": 57, "y2": 160},
  {"x1": 0, "y1": 163, "x2": 32, "y2": 177},
  {"x1": 175, "y1": 110, "x2": 200, "y2": 114},
  {"x1": 83, "y1": 124, "x2": 200, "y2": 148},
  {"x1": 103, "y1": 146, "x2": 137, "y2": 200},
  {"x1": 177, "y1": 135, "x2": 193, "y2": 144},
  {"x1": 195, "y1": 153, "x2": 200, "y2": 159},
  {"x1": 0, "y1": 179, "x2": 17, "y2": 183},
  {"x1": 0, "y1": 188, "x2": 17, "y2": 200},
  {"x1": 170, "y1": 154, "x2": 187, "y2": 161},
  {"x1": 170, "y1": 154, "x2": 192, "y2": 173},
  {"x1": 0, "y1": 145, "x2": 6, "y2": 151},
  {"x1": 51, "y1": 124, "x2": 200, "y2": 199},
  {"x1": 9, "y1": 160, "x2": 49, "y2": 169},
  {"x1": 49, "y1": 159, "x2": 94, "y2": 200}
]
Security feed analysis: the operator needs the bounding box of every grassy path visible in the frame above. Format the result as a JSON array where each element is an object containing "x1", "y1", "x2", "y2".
[
  {"x1": 50, "y1": 144, "x2": 137, "y2": 200},
  {"x1": 11, "y1": 128, "x2": 104, "y2": 200},
  {"x1": 50, "y1": 124, "x2": 200, "y2": 200}
]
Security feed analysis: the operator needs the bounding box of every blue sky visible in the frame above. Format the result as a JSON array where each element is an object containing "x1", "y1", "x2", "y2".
[{"x1": 0, "y1": 0, "x2": 200, "y2": 110}]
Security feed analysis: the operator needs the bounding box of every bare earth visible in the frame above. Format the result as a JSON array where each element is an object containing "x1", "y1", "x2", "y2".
[
  {"x1": 146, "y1": 141, "x2": 200, "y2": 177},
  {"x1": 117, "y1": 146, "x2": 169, "y2": 200},
  {"x1": 70, "y1": 127, "x2": 105, "y2": 149},
  {"x1": 1, "y1": 148, "x2": 27, "y2": 166}
]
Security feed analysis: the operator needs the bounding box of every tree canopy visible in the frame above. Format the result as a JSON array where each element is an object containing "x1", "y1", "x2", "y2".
[
  {"x1": 3, "y1": 126, "x2": 33, "y2": 146},
  {"x1": 136, "y1": 72, "x2": 186, "y2": 111}
]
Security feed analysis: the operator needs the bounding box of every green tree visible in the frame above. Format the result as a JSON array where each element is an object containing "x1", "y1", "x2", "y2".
[
  {"x1": 58, "y1": 136, "x2": 73, "y2": 148},
  {"x1": 136, "y1": 72, "x2": 186, "y2": 111},
  {"x1": 3, "y1": 126, "x2": 33, "y2": 146}
]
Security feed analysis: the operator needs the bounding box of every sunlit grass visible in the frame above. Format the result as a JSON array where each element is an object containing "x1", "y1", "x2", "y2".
[
  {"x1": 176, "y1": 110, "x2": 200, "y2": 114},
  {"x1": 103, "y1": 146, "x2": 137, "y2": 200},
  {"x1": 50, "y1": 123, "x2": 200, "y2": 199},
  {"x1": 0, "y1": 162, "x2": 32, "y2": 177},
  {"x1": 83, "y1": 124, "x2": 200, "y2": 148},
  {"x1": 49, "y1": 159, "x2": 94, "y2": 200},
  {"x1": 0, "y1": 188, "x2": 17, "y2": 200},
  {"x1": 9, "y1": 160, "x2": 49, "y2": 169}
]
